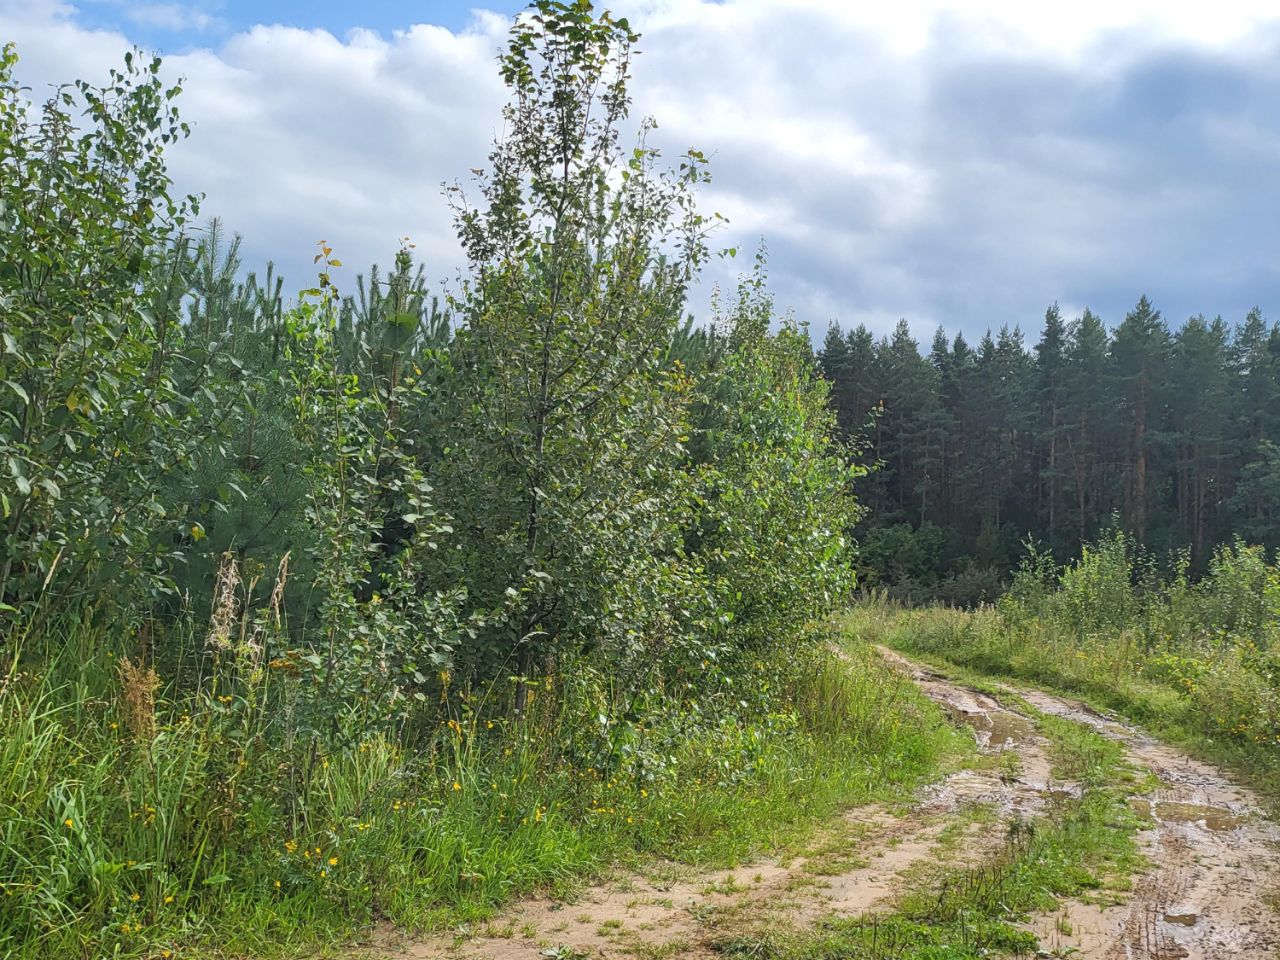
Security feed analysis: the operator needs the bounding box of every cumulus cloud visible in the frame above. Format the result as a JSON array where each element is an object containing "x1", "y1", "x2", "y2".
[
  {"x1": 3, "y1": 0, "x2": 1280, "y2": 338},
  {"x1": 124, "y1": 4, "x2": 221, "y2": 32}
]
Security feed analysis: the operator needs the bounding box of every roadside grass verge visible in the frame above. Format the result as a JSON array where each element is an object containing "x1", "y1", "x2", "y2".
[
  {"x1": 712, "y1": 639, "x2": 1143, "y2": 960},
  {"x1": 843, "y1": 602, "x2": 1280, "y2": 804},
  {"x1": 0, "y1": 623, "x2": 962, "y2": 960}
]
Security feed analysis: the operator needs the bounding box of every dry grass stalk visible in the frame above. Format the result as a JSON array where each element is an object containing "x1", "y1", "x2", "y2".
[
  {"x1": 267, "y1": 552, "x2": 290, "y2": 629},
  {"x1": 244, "y1": 552, "x2": 290, "y2": 680},
  {"x1": 207, "y1": 551, "x2": 241, "y2": 653},
  {"x1": 118, "y1": 656, "x2": 160, "y2": 741}
]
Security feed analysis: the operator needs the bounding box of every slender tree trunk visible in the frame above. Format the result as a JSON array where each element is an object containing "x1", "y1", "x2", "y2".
[
  {"x1": 1132, "y1": 384, "x2": 1147, "y2": 543},
  {"x1": 1047, "y1": 403, "x2": 1058, "y2": 542},
  {"x1": 515, "y1": 312, "x2": 554, "y2": 718}
]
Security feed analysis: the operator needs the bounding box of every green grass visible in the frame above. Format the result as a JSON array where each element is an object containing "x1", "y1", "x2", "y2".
[
  {"x1": 0, "y1": 624, "x2": 963, "y2": 959},
  {"x1": 710, "y1": 788, "x2": 1141, "y2": 960},
  {"x1": 708, "y1": 630, "x2": 1144, "y2": 960},
  {"x1": 845, "y1": 602, "x2": 1280, "y2": 804}
]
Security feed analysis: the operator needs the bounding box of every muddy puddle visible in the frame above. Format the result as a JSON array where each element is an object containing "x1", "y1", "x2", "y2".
[
  {"x1": 1129, "y1": 798, "x2": 1250, "y2": 832},
  {"x1": 941, "y1": 702, "x2": 1034, "y2": 750}
]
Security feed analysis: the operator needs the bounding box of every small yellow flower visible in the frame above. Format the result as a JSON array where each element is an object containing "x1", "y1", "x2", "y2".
[
  {"x1": 452, "y1": 781, "x2": 462, "y2": 791},
  {"x1": 274, "y1": 880, "x2": 281, "y2": 889},
  {"x1": 64, "y1": 818, "x2": 74, "y2": 829},
  {"x1": 320, "y1": 869, "x2": 327, "y2": 878},
  {"x1": 327, "y1": 856, "x2": 338, "y2": 866},
  {"x1": 130, "y1": 892, "x2": 141, "y2": 902},
  {"x1": 284, "y1": 840, "x2": 297, "y2": 852},
  {"x1": 165, "y1": 895, "x2": 175, "y2": 904}
]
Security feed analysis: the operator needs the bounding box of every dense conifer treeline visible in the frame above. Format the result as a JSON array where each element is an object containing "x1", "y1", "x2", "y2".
[{"x1": 818, "y1": 302, "x2": 1280, "y2": 602}]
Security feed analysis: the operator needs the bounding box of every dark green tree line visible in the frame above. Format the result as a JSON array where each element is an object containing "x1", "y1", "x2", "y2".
[{"x1": 819, "y1": 299, "x2": 1280, "y2": 602}]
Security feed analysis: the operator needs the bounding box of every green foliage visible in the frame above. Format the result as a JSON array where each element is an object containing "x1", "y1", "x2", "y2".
[
  {"x1": 866, "y1": 534, "x2": 1280, "y2": 797},
  {"x1": 282, "y1": 247, "x2": 471, "y2": 732},
  {"x1": 0, "y1": 44, "x2": 224, "y2": 615},
  {"x1": 434, "y1": 0, "x2": 718, "y2": 705},
  {"x1": 683, "y1": 269, "x2": 861, "y2": 660},
  {"x1": 0, "y1": 8, "x2": 872, "y2": 957},
  {"x1": 0, "y1": 623, "x2": 947, "y2": 959}
]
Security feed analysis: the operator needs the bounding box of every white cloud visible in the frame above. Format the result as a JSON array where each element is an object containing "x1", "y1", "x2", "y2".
[
  {"x1": 3, "y1": 0, "x2": 1280, "y2": 337},
  {"x1": 125, "y1": 3, "x2": 220, "y2": 32}
]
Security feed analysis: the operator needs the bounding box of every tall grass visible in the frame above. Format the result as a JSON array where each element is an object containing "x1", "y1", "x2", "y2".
[
  {"x1": 0, "y1": 617, "x2": 955, "y2": 959},
  {"x1": 851, "y1": 534, "x2": 1280, "y2": 799}
]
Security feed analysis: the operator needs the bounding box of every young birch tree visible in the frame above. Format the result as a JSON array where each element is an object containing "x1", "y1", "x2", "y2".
[{"x1": 437, "y1": 1, "x2": 717, "y2": 711}]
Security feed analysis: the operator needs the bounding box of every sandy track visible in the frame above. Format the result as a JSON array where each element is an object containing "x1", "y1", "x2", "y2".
[
  {"x1": 369, "y1": 651, "x2": 1280, "y2": 960},
  {"x1": 1016, "y1": 686, "x2": 1280, "y2": 960}
]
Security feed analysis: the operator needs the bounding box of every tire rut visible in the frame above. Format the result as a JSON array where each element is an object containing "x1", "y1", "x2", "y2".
[
  {"x1": 1016, "y1": 686, "x2": 1280, "y2": 960},
  {"x1": 367, "y1": 653, "x2": 1280, "y2": 960}
]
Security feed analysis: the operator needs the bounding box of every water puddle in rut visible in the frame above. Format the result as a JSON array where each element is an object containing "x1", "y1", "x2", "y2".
[
  {"x1": 1129, "y1": 799, "x2": 1249, "y2": 831},
  {"x1": 943, "y1": 705, "x2": 1035, "y2": 750}
]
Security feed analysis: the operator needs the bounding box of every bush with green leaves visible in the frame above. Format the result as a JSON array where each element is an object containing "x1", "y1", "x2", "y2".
[
  {"x1": 0, "y1": 8, "x2": 879, "y2": 954},
  {"x1": 0, "y1": 44, "x2": 232, "y2": 616},
  {"x1": 681, "y1": 268, "x2": 861, "y2": 667}
]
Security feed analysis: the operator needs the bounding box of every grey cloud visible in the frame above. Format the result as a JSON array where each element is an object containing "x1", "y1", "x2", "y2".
[{"x1": 4, "y1": 1, "x2": 1280, "y2": 340}]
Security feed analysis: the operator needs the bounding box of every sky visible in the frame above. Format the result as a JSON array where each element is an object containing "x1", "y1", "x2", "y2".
[{"x1": 4, "y1": 0, "x2": 1280, "y2": 341}]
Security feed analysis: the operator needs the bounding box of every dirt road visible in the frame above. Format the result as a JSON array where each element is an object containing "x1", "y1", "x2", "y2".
[{"x1": 374, "y1": 649, "x2": 1280, "y2": 960}]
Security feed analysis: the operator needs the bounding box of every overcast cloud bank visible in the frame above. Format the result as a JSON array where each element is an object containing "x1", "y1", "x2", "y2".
[{"x1": 4, "y1": 0, "x2": 1280, "y2": 338}]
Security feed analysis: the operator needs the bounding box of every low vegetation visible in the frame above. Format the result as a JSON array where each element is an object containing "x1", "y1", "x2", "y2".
[
  {"x1": 0, "y1": 624, "x2": 959, "y2": 958},
  {"x1": 855, "y1": 531, "x2": 1280, "y2": 797}
]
